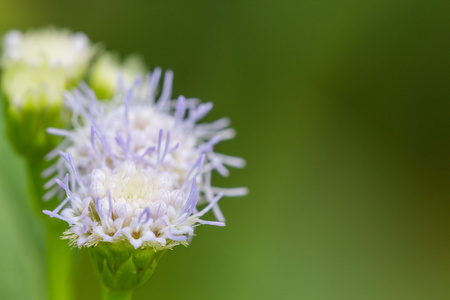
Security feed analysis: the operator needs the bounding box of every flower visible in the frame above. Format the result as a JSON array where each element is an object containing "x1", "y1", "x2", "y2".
[
  {"x1": 43, "y1": 154, "x2": 224, "y2": 250},
  {"x1": 45, "y1": 70, "x2": 247, "y2": 221},
  {"x1": 1, "y1": 27, "x2": 95, "y2": 83},
  {"x1": 42, "y1": 67, "x2": 247, "y2": 294},
  {"x1": 0, "y1": 27, "x2": 96, "y2": 157}
]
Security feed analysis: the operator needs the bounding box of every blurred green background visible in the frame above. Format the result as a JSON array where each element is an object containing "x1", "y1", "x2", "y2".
[{"x1": 1, "y1": 0, "x2": 450, "y2": 299}]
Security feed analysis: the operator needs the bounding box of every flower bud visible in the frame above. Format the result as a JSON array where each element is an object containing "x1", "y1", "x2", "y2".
[{"x1": 88, "y1": 52, "x2": 147, "y2": 100}]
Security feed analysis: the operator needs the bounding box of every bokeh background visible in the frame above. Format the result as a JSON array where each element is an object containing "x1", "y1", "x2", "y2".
[{"x1": 1, "y1": 1, "x2": 450, "y2": 299}]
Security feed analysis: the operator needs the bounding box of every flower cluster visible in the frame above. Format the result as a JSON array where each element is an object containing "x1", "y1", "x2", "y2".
[{"x1": 44, "y1": 71, "x2": 246, "y2": 249}]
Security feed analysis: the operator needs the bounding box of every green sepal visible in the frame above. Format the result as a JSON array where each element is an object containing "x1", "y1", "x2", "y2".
[
  {"x1": 101, "y1": 259, "x2": 118, "y2": 291},
  {"x1": 115, "y1": 257, "x2": 137, "y2": 290},
  {"x1": 89, "y1": 242, "x2": 167, "y2": 293},
  {"x1": 133, "y1": 249, "x2": 166, "y2": 289},
  {"x1": 4, "y1": 99, "x2": 65, "y2": 158}
]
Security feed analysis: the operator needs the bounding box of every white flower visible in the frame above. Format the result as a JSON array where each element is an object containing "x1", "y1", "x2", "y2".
[
  {"x1": 1, "y1": 27, "x2": 95, "y2": 82},
  {"x1": 44, "y1": 156, "x2": 224, "y2": 250},
  {"x1": 45, "y1": 70, "x2": 247, "y2": 221}
]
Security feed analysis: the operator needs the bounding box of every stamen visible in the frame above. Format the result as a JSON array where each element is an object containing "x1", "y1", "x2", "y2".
[{"x1": 138, "y1": 207, "x2": 151, "y2": 225}]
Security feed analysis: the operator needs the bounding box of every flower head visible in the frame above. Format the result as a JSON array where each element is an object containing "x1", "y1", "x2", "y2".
[
  {"x1": 46, "y1": 70, "x2": 247, "y2": 221},
  {"x1": 2, "y1": 27, "x2": 95, "y2": 83},
  {"x1": 42, "y1": 67, "x2": 247, "y2": 294}
]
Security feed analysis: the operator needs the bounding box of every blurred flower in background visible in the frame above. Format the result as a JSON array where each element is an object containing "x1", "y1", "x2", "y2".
[
  {"x1": 88, "y1": 52, "x2": 147, "y2": 99},
  {"x1": 0, "y1": 28, "x2": 95, "y2": 158}
]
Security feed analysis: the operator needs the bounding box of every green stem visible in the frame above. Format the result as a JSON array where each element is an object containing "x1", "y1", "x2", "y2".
[
  {"x1": 46, "y1": 222, "x2": 76, "y2": 300},
  {"x1": 101, "y1": 285, "x2": 133, "y2": 300}
]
